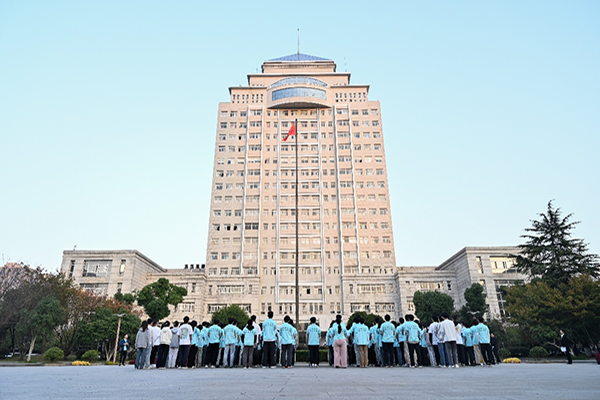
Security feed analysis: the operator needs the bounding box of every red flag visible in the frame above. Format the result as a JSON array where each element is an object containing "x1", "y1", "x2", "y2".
[{"x1": 282, "y1": 123, "x2": 296, "y2": 142}]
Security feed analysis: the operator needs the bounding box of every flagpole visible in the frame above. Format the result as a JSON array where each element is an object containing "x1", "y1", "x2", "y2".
[{"x1": 294, "y1": 118, "x2": 299, "y2": 329}]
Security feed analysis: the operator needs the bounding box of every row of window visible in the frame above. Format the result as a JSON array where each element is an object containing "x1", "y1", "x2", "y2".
[
  {"x1": 213, "y1": 194, "x2": 387, "y2": 203},
  {"x1": 258, "y1": 303, "x2": 331, "y2": 315},
  {"x1": 219, "y1": 120, "x2": 380, "y2": 130},
  {"x1": 212, "y1": 220, "x2": 391, "y2": 231},
  {"x1": 210, "y1": 250, "x2": 393, "y2": 261},
  {"x1": 216, "y1": 168, "x2": 385, "y2": 177},
  {"x1": 216, "y1": 144, "x2": 383, "y2": 154},
  {"x1": 220, "y1": 108, "x2": 378, "y2": 118},
  {"x1": 403, "y1": 280, "x2": 453, "y2": 292},
  {"x1": 218, "y1": 132, "x2": 382, "y2": 141},
  {"x1": 214, "y1": 181, "x2": 386, "y2": 191},
  {"x1": 230, "y1": 93, "x2": 264, "y2": 103},
  {"x1": 350, "y1": 303, "x2": 395, "y2": 313},
  {"x1": 213, "y1": 207, "x2": 389, "y2": 218},
  {"x1": 206, "y1": 265, "x2": 393, "y2": 276},
  {"x1": 207, "y1": 304, "x2": 252, "y2": 314},
  {"x1": 210, "y1": 235, "x2": 391, "y2": 246},
  {"x1": 216, "y1": 155, "x2": 384, "y2": 165}
]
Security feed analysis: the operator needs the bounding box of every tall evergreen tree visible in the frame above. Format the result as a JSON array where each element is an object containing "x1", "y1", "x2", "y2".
[
  {"x1": 514, "y1": 200, "x2": 599, "y2": 288},
  {"x1": 457, "y1": 283, "x2": 489, "y2": 322}
]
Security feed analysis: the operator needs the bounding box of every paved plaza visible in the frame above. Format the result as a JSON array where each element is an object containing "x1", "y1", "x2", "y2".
[{"x1": 1, "y1": 363, "x2": 598, "y2": 399}]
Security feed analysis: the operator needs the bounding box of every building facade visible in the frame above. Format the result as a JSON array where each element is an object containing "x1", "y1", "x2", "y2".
[
  {"x1": 61, "y1": 246, "x2": 524, "y2": 324},
  {"x1": 204, "y1": 53, "x2": 396, "y2": 325},
  {"x1": 60, "y1": 54, "x2": 527, "y2": 326}
]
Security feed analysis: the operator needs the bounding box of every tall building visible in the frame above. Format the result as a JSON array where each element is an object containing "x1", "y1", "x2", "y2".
[
  {"x1": 204, "y1": 53, "x2": 397, "y2": 325},
  {"x1": 60, "y1": 53, "x2": 528, "y2": 326}
]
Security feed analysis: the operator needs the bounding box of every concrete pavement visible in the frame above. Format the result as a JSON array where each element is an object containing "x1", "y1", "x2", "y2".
[{"x1": 1, "y1": 363, "x2": 598, "y2": 399}]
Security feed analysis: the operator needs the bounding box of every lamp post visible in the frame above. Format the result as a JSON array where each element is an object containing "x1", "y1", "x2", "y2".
[{"x1": 112, "y1": 313, "x2": 125, "y2": 364}]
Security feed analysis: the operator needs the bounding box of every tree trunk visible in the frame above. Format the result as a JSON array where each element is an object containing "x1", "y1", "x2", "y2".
[
  {"x1": 42, "y1": 335, "x2": 47, "y2": 354},
  {"x1": 10, "y1": 326, "x2": 16, "y2": 354},
  {"x1": 27, "y1": 335, "x2": 37, "y2": 362}
]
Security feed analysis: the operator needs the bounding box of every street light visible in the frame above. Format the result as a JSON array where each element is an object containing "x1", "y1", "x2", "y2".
[{"x1": 112, "y1": 313, "x2": 125, "y2": 365}]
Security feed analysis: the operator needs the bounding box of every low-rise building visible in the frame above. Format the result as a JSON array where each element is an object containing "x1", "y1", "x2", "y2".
[{"x1": 61, "y1": 245, "x2": 525, "y2": 324}]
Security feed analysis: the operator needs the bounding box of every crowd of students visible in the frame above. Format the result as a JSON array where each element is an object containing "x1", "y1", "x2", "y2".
[{"x1": 130, "y1": 311, "x2": 501, "y2": 370}]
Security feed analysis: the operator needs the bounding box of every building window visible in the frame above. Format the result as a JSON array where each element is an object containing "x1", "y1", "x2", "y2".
[
  {"x1": 79, "y1": 283, "x2": 109, "y2": 296},
  {"x1": 69, "y1": 260, "x2": 75, "y2": 278},
  {"x1": 476, "y1": 256, "x2": 484, "y2": 274},
  {"x1": 119, "y1": 260, "x2": 126, "y2": 276},
  {"x1": 82, "y1": 260, "x2": 112, "y2": 277},
  {"x1": 272, "y1": 87, "x2": 326, "y2": 101}
]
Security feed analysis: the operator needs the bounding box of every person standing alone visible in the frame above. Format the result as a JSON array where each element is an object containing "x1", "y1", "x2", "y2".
[{"x1": 560, "y1": 330, "x2": 573, "y2": 365}]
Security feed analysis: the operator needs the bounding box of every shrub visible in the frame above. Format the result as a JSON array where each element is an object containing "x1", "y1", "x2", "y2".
[
  {"x1": 503, "y1": 357, "x2": 521, "y2": 363},
  {"x1": 498, "y1": 348, "x2": 511, "y2": 359},
  {"x1": 72, "y1": 361, "x2": 90, "y2": 366},
  {"x1": 595, "y1": 353, "x2": 600, "y2": 365},
  {"x1": 0, "y1": 347, "x2": 10, "y2": 359},
  {"x1": 43, "y1": 347, "x2": 64, "y2": 362},
  {"x1": 507, "y1": 346, "x2": 529, "y2": 357},
  {"x1": 105, "y1": 361, "x2": 115, "y2": 365},
  {"x1": 295, "y1": 349, "x2": 329, "y2": 363},
  {"x1": 76, "y1": 349, "x2": 88, "y2": 360},
  {"x1": 81, "y1": 350, "x2": 100, "y2": 362},
  {"x1": 529, "y1": 346, "x2": 549, "y2": 359}
]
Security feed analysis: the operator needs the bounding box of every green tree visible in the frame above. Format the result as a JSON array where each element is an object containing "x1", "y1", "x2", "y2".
[
  {"x1": 503, "y1": 281, "x2": 564, "y2": 347},
  {"x1": 55, "y1": 285, "x2": 104, "y2": 358},
  {"x1": 23, "y1": 296, "x2": 65, "y2": 361},
  {"x1": 113, "y1": 292, "x2": 136, "y2": 305},
  {"x1": 413, "y1": 291, "x2": 454, "y2": 324},
  {"x1": 346, "y1": 311, "x2": 383, "y2": 328},
  {"x1": 559, "y1": 275, "x2": 600, "y2": 346},
  {"x1": 514, "y1": 201, "x2": 599, "y2": 288},
  {"x1": 457, "y1": 283, "x2": 489, "y2": 322},
  {"x1": 210, "y1": 305, "x2": 249, "y2": 326},
  {"x1": 136, "y1": 278, "x2": 187, "y2": 321},
  {"x1": 77, "y1": 306, "x2": 141, "y2": 360}
]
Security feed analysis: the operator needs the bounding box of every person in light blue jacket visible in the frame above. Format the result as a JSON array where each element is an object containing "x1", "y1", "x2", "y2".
[
  {"x1": 352, "y1": 316, "x2": 370, "y2": 368},
  {"x1": 379, "y1": 314, "x2": 396, "y2": 367},
  {"x1": 199, "y1": 321, "x2": 209, "y2": 366},
  {"x1": 395, "y1": 317, "x2": 405, "y2": 367},
  {"x1": 279, "y1": 315, "x2": 295, "y2": 368},
  {"x1": 331, "y1": 314, "x2": 348, "y2": 368},
  {"x1": 306, "y1": 317, "x2": 321, "y2": 367},
  {"x1": 241, "y1": 319, "x2": 257, "y2": 369},
  {"x1": 205, "y1": 320, "x2": 222, "y2": 368},
  {"x1": 477, "y1": 317, "x2": 493, "y2": 366},
  {"x1": 261, "y1": 311, "x2": 278, "y2": 368},
  {"x1": 403, "y1": 314, "x2": 421, "y2": 368},
  {"x1": 462, "y1": 323, "x2": 475, "y2": 366},
  {"x1": 222, "y1": 318, "x2": 241, "y2": 368}
]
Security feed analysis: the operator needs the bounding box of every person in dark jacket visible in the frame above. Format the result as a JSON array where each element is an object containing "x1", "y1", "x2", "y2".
[
  {"x1": 118, "y1": 334, "x2": 130, "y2": 366},
  {"x1": 490, "y1": 333, "x2": 501, "y2": 364},
  {"x1": 560, "y1": 330, "x2": 573, "y2": 364}
]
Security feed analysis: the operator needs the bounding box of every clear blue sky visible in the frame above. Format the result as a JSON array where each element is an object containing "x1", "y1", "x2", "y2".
[{"x1": 1, "y1": 1, "x2": 598, "y2": 271}]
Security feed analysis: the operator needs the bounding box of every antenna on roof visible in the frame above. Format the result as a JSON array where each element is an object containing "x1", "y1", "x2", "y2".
[
  {"x1": 297, "y1": 28, "x2": 300, "y2": 60},
  {"x1": 344, "y1": 57, "x2": 347, "y2": 72}
]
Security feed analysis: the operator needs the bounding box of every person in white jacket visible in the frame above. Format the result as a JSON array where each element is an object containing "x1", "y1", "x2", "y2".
[
  {"x1": 440, "y1": 312, "x2": 459, "y2": 367},
  {"x1": 156, "y1": 321, "x2": 172, "y2": 369}
]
